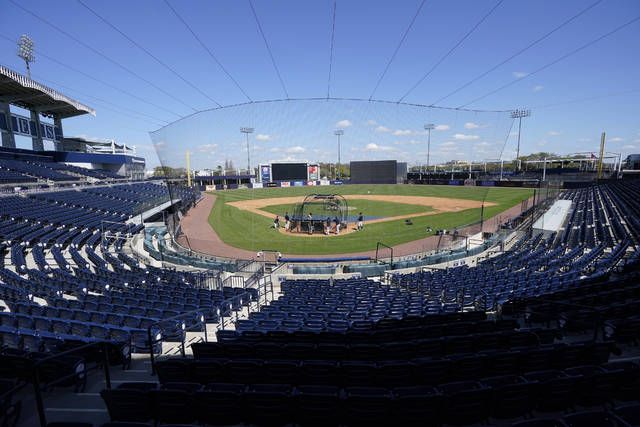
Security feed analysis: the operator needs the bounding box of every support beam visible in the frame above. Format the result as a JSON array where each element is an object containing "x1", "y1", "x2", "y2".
[
  {"x1": 0, "y1": 102, "x2": 16, "y2": 148},
  {"x1": 30, "y1": 110, "x2": 44, "y2": 151},
  {"x1": 53, "y1": 116, "x2": 63, "y2": 151}
]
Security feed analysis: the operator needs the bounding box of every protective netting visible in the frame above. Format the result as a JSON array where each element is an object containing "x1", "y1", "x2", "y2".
[{"x1": 148, "y1": 98, "x2": 539, "y2": 259}]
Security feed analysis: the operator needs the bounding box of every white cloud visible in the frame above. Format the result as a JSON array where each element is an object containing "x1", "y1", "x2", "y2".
[
  {"x1": 393, "y1": 129, "x2": 413, "y2": 136},
  {"x1": 365, "y1": 143, "x2": 393, "y2": 152},
  {"x1": 609, "y1": 137, "x2": 624, "y2": 142},
  {"x1": 538, "y1": 140, "x2": 548, "y2": 147},
  {"x1": 435, "y1": 124, "x2": 450, "y2": 131},
  {"x1": 475, "y1": 141, "x2": 490, "y2": 147},
  {"x1": 255, "y1": 134, "x2": 272, "y2": 141},
  {"x1": 197, "y1": 143, "x2": 218, "y2": 153},
  {"x1": 278, "y1": 155, "x2": 298, "y2": 162},
  {"x1": 269, "y1": 147, "x2": 281, "y2": 153},
  {"x1": 286, "y1": 146, "x2": 306, "y2": 154},
  {"x1": 375, "y1": 125, "x2": 391, "y2": 133},
  {"x1": 453, "y1": 133, "x2": 480, "y2": 141},
  {"x1": 464, "y1": 122, "x2": 480, "y2": 129},
  {"x1": 336, "y1": 119, "x2": 352, "y2": 129},
  {"x1": 366, "y1": 119, "x2": 377, "y2": 126},
  {"x1": 622, "y1": 145, "x2": 636, "y2": 150},
  {"x1": 547, "y1": 131, "x2": 561, "y2": 136},
  {"x1": 438, "y1": 141, "x2": 458, "y2": 152},
  {"x1": 513, "y1": 71, "x2": 528, "y2": 78},
  {"x1": 533, "y1": 85, "x2": 544, "y2": 92}
]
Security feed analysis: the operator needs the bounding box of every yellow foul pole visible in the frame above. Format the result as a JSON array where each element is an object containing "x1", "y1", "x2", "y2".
[
  {"x1": 597, "y1": 132, "x2": 606, "y2": 179},
  {"x1": 186, "y1": 150, "x2": 192, "y2": 187}
]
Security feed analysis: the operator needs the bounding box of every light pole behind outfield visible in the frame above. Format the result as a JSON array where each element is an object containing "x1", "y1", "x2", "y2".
[
  {"x1": 240, "y1": 127, "x2": 254, "y2": 175},
  {"x1": 424, "y1": 123, "x2": 434, "y2": 178},
  {"x1": 334, "y1": 129, "x2": 344, "y2": 180},
  {"x1": 511, "y1": 109, "x2": 531, "y2": 172}
]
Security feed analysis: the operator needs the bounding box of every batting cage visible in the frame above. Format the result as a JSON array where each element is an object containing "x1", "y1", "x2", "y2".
[{"x1": 289, "y1": 194, "x2": 348, "y2": 234}]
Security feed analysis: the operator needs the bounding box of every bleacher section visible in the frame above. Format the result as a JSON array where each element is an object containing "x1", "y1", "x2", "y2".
[
  {"x1": 0, "y1": 151, "x2": 130, "y2": 184},
  {"x1": 124, "y1": 180, "x2": 637, "y2": 426},
  {"x1": 0, "y1": 181, "x2": 259, "y2": 360},
  {"x1": 0, "y1": 161, "x2": 638, "y2": 426}
]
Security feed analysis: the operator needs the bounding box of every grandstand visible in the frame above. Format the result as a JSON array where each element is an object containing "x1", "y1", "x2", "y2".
[
  {"x1": 1, "y1": 2, "x2": 639, "y2": 426},
  {"x1": 0, "y1": 148, "x2": 638, "y2": 426}
]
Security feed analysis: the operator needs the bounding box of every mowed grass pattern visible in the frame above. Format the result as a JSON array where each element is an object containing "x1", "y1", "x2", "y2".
[{"x1": 207, "y1": 184, "x2": 532, "y2": 255}]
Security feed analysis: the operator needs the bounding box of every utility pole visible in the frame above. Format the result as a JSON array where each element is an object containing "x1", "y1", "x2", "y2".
[
  {"x1": 334, "y1": 129, "x2": 344, "y2": 180},
  {"x1": 240, "y1": 127, "x2": 254, "y2": 175},
  {"x1": 511, "y1": 109, "x2": 531, "y2": 172}
]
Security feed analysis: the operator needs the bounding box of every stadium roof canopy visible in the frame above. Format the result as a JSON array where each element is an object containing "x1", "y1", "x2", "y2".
[{"x1": 0, "y1": 64, "x2": 95, "y2": 119}]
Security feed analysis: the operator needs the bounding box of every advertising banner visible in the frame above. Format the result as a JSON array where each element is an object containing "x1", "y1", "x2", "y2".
[
  {"x1": 308, "y1": 164, "x2": 319, "y2": 180},
  {"x1": 292, "y1": 181, "x2": 304, "y2": 187},
  {"x1": 307, "y1": 181, "x2": 316, "y2": 186},
  {"x1": 205, "y1": 185, "x2": 216, "y2": 191},
  {"x1": 280, "y1": 181, "x2": 290, "y2": 187},
  {"x1": 260, "y1": 164, "x2": 271, "y2": 183},
  {"x1": 252, "y1": 182, "x2": 263, "y2": 189},
  {"x1": 319, "y1": 179, "x2": 330, "y2": 186}
]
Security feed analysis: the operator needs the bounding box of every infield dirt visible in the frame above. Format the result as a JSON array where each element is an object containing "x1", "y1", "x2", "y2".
[{"x1": 226, "y1": 194, "x2": 495, "y2": 236}]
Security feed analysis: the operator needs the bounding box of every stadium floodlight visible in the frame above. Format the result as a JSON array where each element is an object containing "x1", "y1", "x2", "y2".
[
  {"x1": 334, "y1": 129, "x2": 344, "y2": 180},
  {"x1": 240, "y1": 127, "x2": 254, "y2": 175},
  {"x1": 17, "y1": 34, "x2": 35, "y2": 79},
  {"x1": 424, "y1": 124, "x2": 435, "y2": 175},
  {"x1": 510, "y1": 109, "x2": 531, "y2": 171}
]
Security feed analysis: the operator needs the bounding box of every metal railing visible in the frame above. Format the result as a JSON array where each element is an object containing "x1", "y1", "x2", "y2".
[
  {"x1": 147, "y1": 285, "x2": 262, "y2": 374},
  {"x1": 31, "y1": 341, "x2": 114, "y2": 427}
]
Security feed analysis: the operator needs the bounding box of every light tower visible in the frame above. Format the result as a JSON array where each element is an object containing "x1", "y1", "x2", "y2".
[
  {"x1": 510, "y1": 109, "x2": 531, "y2": 172},
  {"x1": 17, "y1": 35, "x2": 35, "y2": 78},
  {"x1": 424, "y1": 123, "x2": 435, "y2": 176},
  {"x1": 240, "y1": 127, "x2": 254, "y2": 175},
  {"x1": 334, "y1": 129, "x2": 344, "y2": 180}
]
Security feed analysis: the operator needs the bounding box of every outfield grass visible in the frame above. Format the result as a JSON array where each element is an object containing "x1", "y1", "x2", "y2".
[
  {"x1": 207, "y1": 184, "x2": 532, "y2": 255},
  {"x1": 260, "y1": 199, "x2": 433, "y2": 218}
]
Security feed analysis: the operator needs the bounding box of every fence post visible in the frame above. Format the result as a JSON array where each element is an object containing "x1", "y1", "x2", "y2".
[
  {"x1": 32, "y1": 367, "x2": 47, "y2": 427},
  {"x1": 102, "y1": 342, "x2": 112, "y2": 389}
]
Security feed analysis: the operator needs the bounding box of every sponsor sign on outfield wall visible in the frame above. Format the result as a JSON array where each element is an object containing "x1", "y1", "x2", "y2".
[
  {"x1": 292, "y1": 181, "x2": 304, "y2": 187},
  {"x1": 260, "y1": 164, "x2": 271, "y2": 183},
  {"x1": 205, "y1": 185, "x2": 216, "y2": 191},
  {"x1": 308, "y1": 164, "x2": 319, "y2": 180},
  {"x1": 280, "y1": 181, "x2": 290, "y2": 187},
  {"x1": 252, "y1": 183, "x2": 263, "y2": 189},
  {"x1": 307, "y1": 181, "x2": 316, "y2": 186}
]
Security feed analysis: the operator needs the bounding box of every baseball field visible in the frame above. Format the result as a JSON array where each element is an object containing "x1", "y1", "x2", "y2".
[{"x1": 207, "y1": 184, "x2": 533, "y2": 255}]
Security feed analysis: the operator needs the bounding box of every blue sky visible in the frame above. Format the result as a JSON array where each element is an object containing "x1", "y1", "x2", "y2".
[{"x1": 1, "y1": 0, "x2": 639, "y2": 169}]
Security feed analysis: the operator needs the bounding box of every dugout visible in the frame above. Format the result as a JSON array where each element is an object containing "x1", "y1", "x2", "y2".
[{"x1": 350, "y1": 160, "x2": 407, "y2": 184}]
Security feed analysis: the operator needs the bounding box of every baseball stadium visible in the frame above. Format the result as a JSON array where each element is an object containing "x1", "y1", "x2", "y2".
[{"x1": 0, "y1": 1, "x2": 639, "y2": 427}]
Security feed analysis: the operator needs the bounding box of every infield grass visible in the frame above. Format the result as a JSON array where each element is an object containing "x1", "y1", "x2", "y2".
[{"x1": 207, "y1": 184, "x2": 532, "y2": 255}]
